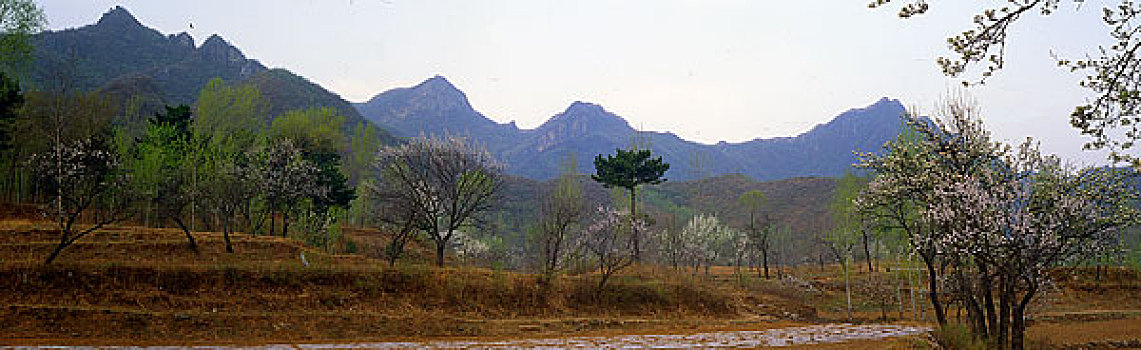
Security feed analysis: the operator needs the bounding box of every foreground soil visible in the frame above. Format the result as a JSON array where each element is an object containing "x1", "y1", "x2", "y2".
[
  {"x1": 0, "y1": 218, "x2": 817, "y2": 346},
  {"x1": 1, "y1": 323, "x2": 931, "y2": 348},
  {"x1": 1, "y1": 212, "x2": 1138, "y2": 348}
]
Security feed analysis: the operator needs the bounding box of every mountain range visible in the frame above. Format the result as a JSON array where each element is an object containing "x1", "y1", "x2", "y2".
[
  {"x1": 28, "y1": 6, "x2": 383, "y2": 139},
  {"x1": 23, "y1": 5, "x2": 915, "y2": 256},
  {"x1": 32, "y1": 6, "x2": 905, "y2": 183},
  {"x1": 355, "y1": 76, "x2": 906, "y2": 181}
]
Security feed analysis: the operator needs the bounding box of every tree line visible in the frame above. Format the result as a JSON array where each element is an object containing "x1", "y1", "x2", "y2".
[{"x1": 8, "y1": 75, "x2": 386, "y2": 263}]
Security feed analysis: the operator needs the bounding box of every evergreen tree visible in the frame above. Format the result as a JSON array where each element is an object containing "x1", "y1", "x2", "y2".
[{"x1": 591, "y1": 147, "x2": 669, "y2": 262}]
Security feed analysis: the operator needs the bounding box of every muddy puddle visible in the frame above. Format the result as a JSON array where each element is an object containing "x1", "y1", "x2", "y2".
[{"x1": 6, "y1": 323, "x2": 930, "y2": 349}]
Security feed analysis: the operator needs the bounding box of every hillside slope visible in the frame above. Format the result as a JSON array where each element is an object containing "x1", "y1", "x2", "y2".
[{"x1": 30, "y1": 6, "x2": 393, "y2": 143}]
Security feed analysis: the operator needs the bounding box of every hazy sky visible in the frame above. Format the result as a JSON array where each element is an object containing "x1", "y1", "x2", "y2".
[{"x1": 38, "y1": 0, "x2": 1123, "y2": 164}]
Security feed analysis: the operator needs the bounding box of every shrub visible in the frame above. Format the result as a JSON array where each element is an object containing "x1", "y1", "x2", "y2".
[{"x1": 929, "y1": 324, "x2": 987, "y2": 350}]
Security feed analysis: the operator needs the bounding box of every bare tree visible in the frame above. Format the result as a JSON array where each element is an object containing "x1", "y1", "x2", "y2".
[
  {"x1": 203, "y1": 158, "x2": 255, "y2": 253},
  {"x1": 737, "y1": 190, "x2": 773, "y2": 278},
  {"x1": 582, "y1": 206, "x2": 642, "y2": 293},
  {"x1": 362, "y1": 178, "x2": 423, "y2": 266},
  {"x1": 373, "y1": 136, "x2": 502, "y2": 267},
  {"x1": 529, "y1": 152, "x2": 586, "y2": 279},
  {"x1": 872, "y1": 0, "x2": 1141, "y2": 165}
]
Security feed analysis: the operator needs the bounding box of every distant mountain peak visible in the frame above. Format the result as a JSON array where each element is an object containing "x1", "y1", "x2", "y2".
[
  {"x1": 402, "y1": 75, "x2": 472, "y2": 110},
  {"x1": 839, "y1": 98, "x2": 899, "y2": 120},
  {"x1": 197, "y1": 34, "x2": 256, "y2": 66},
  {"x1": 414, "y1": 75, "x2": 463, "y2": 95},
  {"x1": 554, "y1": 101, "x2": 624, "y2": 124},
  {"x1": 97, "y1": 6, "x2": 142, "y2": 28},
  {"x1": 200, "y1": 34, "x2": 229, "y2": 49},
  {"x1": 424, "y1": 74, "x2": 450, "y2": 84},
  {"x1": 534, "y1": 100, "x2": 633, "y2": 143},
  {"x1": 168, "y1": 32, "x2": 194, "y2": 48},
  {"x1": 872, "y1": 97, "x2": 903, "y2": 109},
  {"x1": 566, "y1": 101, "x2": 604, "y2": 113}
]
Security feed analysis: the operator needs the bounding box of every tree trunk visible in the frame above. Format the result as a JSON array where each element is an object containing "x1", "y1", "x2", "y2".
[
  {"x1": 1012, "y1": 287, "x2": 1035, "y2": 350},
  {"x1": 435, "y1": 239, "x2": 446, "y2": 267},
  {"x1": 922, "y1": 254, "x2": 947, "y2": 325},
  {"x1": 777, "y1": 254, "x2": 784, "y2": 279},
  {"x1": 6, "y1": 151, "x2": 17, "y2": 203},
  {"x1": 998, "y1": 279, "x2": 1011, "y2": 348},
  {"x1": 223, "y1": 219, "x2": 234, "y2": 253},
  {"x1": 282, "y1": 211, "x2": 289, "y2": 237},
  {"x1": 762, "y1": 246, "x2": 770, "y2": 279},
  {"x1": 983, "y1": 286, "x2": 997, "y2": 339},
  {"x1": 844, "y1": 257, "x2": 853, "y2": 321},
  {"x1": 44, "y1": 239, "x2": 67, "y2": 264},
  {"x1": 172, "y1": 217, "x2": 198, "y2": 251},
  {"x1": 818, "y1": 250, "x2": 826, "y2": 272},
  {"x1": 862, "y1": 230, "x2": 874, "y2": 272},
  {"x1": 897, "y1": 272, "x2": 905, "y2": 320},
  {"x1": 982, "y1": 265, "x2": 997, "y2": 340},
  {"x1": 956, "y1": 269, "x2": 983, "y2": 335},
  {"x1": 597, "y1": 269, "x2": 611, "y2": 296},
  {"x1": 629, "y1": 186, "x2": 640, "y2": 263},
  {"x1": 1011, "y1": 307, "x2": 1026, "y2": 350}
]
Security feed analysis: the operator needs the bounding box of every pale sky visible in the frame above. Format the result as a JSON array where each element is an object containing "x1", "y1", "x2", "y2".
[{"x1": 38, "y1": 0, "x2": 1125, "y2": 164}]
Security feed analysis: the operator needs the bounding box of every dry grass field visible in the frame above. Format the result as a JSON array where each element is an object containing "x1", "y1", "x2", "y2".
[{"x1": 0, "y1": 205, "x2": 1137, "y2": 348}]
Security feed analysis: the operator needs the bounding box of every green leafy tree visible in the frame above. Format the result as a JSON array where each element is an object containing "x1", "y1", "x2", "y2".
[
  {"x1": 346, "y1": 122, "x2": 383, "y2": 186},
  {"x1": 271, "y1": 107, "x2": 347, "y2": 154},
  {"x1": 591, "y1": 147, "x2": 669, "y2": 262},
  {"x1": 200, "y1": 151, "x2": 252, "y2": 253},
  {"x1": 828, "y1": 169, "x2": 867, "y2": 321},
  {"x1": 0, "y1": 0, "x2": 46, "y2": 76},
  {"x1": 0, "y1": 72, "x2": 22, "y2": 200},
  {"x1": 0, "y1": 72, "x2": 21, "y2": 152},
  {"x1": 132, "y1": 105, "x2": 203, "y2": 250},
  {"x1": 194, "y1": 77, "x2": 268, "y2": 139},
  {"x1": 272, "y1": 107, "x2": 354, "y2": 212}
]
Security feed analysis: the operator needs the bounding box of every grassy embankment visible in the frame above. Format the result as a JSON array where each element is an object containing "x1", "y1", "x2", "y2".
[
  {"x1": 2, "y1": 203, "x2": 1137, "y2": 347},
  {"x1": 0, "y1": 205, "x2": 815, "y2": 345}
]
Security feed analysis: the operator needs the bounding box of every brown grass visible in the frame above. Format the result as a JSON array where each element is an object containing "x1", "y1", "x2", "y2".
[
  {"x1": 0, "y1": 217, "x2": 804, "y2": 344},
  {"x1": 1027, "y1": 318, "x2": 1141, "y2": 347},
  {"x1": 3, "y1": 211, "x2": 1139, "y2": 347}
]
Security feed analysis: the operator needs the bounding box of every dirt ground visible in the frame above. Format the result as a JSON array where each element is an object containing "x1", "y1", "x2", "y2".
[{"x1": 1, "y1": 213, "x2": 1138, "y2": 348}]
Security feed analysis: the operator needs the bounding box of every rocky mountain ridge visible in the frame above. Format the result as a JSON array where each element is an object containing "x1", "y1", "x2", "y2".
[{"x1": 356, "y1": 76, "x2": 906, "y2": 181}]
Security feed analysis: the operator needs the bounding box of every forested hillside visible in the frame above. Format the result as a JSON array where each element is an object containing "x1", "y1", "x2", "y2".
[{"x1": 27, "y1": 6, "x2": 386, "y2": 143}]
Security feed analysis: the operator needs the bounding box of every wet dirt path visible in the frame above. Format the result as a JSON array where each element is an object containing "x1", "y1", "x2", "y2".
[{"x1": 5, "y1": 323, "x2": 929, "y2": 349}]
